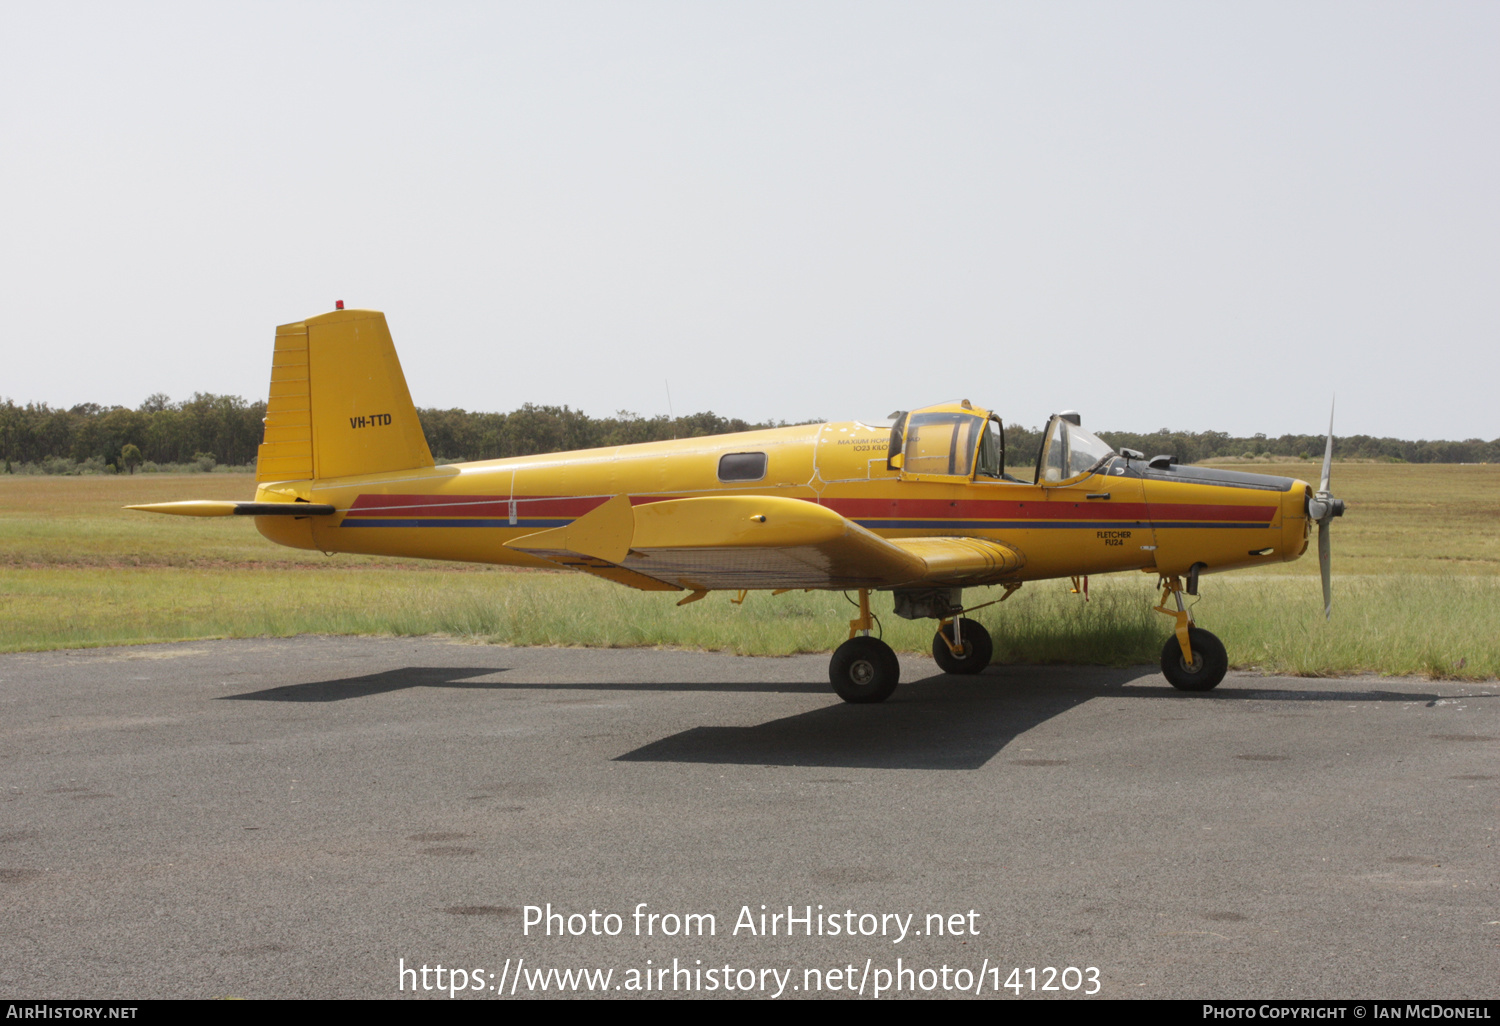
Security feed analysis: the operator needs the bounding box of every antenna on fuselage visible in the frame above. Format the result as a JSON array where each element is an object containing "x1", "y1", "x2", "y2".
[{"x1": 665, "y1": 380, "x2": 676, "y2": 440}]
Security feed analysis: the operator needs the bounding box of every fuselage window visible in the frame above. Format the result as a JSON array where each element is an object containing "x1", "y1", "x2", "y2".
[{"x1": 718, "y1": 452, "x2": 768, "y2": 482}]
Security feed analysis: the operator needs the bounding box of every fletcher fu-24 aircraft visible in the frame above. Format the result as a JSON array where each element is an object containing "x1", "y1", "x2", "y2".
[{"x1": 131, "y1": 306, "x2": 1347, "y2": 703}]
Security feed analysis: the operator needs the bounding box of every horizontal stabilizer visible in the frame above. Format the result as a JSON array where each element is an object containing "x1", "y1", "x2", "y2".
[{"x1": 125, "y1": 501, "x2": 337, "y2": 517}]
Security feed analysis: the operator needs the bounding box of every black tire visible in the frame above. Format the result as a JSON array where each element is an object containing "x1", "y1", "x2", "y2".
[
  {"x1": 1160, "y1": 627, "x2": 1228, "y2": 691},
  {"x1": 829, "y1": 637, "x2": 901, "y2": 703},
  {"x1": 931, "y1": 618, "x2": 993, "y2": 675}
]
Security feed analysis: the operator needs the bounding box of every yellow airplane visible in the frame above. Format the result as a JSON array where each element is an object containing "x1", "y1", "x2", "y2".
[{"x1": 130, "y1": 306, "x2": 1346, "y2": 703}]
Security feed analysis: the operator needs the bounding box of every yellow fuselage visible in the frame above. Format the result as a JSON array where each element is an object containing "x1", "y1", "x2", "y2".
[{"x1": 254, "y1": 420, "x2": 1311, "y2": 587}]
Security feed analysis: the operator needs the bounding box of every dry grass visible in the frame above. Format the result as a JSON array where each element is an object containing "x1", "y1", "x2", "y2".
[
  {"x1": 2, "y1": 466, "x2": 1496, "y2": 677},
  {"x1": 1227, "y1": 461, "x2": 1500, "y2": 575}
]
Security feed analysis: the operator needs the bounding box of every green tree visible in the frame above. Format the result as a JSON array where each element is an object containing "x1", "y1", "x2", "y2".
[{"x1": 120, "y1": 443, "x2": 143, "y2": 475}]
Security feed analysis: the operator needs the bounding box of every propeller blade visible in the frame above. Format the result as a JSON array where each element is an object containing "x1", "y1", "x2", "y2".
[
  {"x1": 1319, "y1": 398, "x2": 1335, "y2": 495},
  {"x1": 1319, "y1": 520, "x2": 1332, "y2": 619}
]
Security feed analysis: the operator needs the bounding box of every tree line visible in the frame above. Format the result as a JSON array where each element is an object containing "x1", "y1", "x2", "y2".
[
  {"x1": 1091, "y1": 428, "x2": 1499, "y2": 467},
  {"x1": 1, "y1": 394, "x2": 1494, "y2": 473}
]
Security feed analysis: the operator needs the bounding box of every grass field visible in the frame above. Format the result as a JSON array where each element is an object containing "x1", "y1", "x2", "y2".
[{"x1": 2, "y1": 465, "x2": 1497, "y2": 678}]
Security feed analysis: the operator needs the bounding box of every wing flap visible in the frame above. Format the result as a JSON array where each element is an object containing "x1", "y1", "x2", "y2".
[{"x1": 529, "y1": 553, "x2": 684, "y2": 592}]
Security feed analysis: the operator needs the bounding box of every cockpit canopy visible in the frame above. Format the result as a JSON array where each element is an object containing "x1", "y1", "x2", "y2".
[
  {"x1": 889, "y1": 403, "x2": 1119, "y2": 485},
  {"x1": 888, "y1": 401, "x2": 1006, "y2": 480},
  {"x1": 1036, "y1": 412, "x2": 1117, "y2": 483}
]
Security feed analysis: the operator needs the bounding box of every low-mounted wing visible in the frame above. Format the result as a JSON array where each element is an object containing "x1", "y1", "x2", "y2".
[{"x1": 504, "y1": 494, "x2": 1024, "y2": 592}]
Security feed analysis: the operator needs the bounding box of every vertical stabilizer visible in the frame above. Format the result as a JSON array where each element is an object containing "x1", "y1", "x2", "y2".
[{"x1": 256, "y1": 308, "x2": 434, "y2": 483}]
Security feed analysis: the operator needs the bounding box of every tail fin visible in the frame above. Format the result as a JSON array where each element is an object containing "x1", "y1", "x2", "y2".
[{"x1": 256, "y1": 308, "x2": 435, "y2": 483}]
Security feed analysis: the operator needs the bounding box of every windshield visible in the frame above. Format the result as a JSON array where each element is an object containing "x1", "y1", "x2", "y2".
[{"x1": 1037, "y1": 415, "x2": 1116, "y2": 483}]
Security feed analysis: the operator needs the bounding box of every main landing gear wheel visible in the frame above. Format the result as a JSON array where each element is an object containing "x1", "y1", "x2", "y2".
[
  {"x1": 1160, "y1": 627, "x2": 1228, "y2": 691},
  {"x1": 932, "y1": 618, "x2": 993, "y2": 675},
  {"x1": 829, "y1": 637, "x2": 900, "y2": 704}
]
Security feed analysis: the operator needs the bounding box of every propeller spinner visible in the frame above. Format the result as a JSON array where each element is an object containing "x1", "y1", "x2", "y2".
[{"x1": 1306, "y1": 402, "x2": 1348, "y2": 618}]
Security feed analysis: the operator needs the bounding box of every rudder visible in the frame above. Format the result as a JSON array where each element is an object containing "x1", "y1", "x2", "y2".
[{"x1": 256, "y1": 308, "x2": 434, "y2": 483}]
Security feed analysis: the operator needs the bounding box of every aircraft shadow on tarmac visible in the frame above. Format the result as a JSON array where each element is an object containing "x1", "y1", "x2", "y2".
[
  {"x1": 613, "y1": 673, "x2": 1454, "y2": 771},
  {"x1": 220, "y1": 667, "x2": 509, "y2": 702},
  {"x1": 217, "y1": 664, "x2": 1453, "y2": 770},
  {"x1": 617, "y1": 673, "x2": 1106, "y2": 770},
  {"x1": 218, "y1": 667, "x2": 838, "y2": 702}
]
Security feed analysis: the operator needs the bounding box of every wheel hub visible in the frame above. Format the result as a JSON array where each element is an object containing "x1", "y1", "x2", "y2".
[{"x1": 849, "y1": 660, "x2": 876, "y2": 685}]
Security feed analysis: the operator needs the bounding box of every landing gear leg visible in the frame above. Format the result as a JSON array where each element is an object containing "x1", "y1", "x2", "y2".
[
  {"x1": 1153, "y1": 576, "x2": 1227, "y2": 691},
  {"x1": 829, "y1": 589, "x2": 899, "y2": 703}
]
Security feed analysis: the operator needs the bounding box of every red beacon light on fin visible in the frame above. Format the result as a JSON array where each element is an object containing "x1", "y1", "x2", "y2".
[{"x1": 335, "y1": 300, "x2": 344, "y2": 310}]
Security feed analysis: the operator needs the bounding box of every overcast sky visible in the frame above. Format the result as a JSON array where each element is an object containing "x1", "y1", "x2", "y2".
[{"x1": 2, "y1": 2, "x2": 1496, "y2": 440}]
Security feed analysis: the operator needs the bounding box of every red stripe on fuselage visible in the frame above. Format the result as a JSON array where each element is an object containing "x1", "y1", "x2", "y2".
[
  {"x1": 346, "y1": 494, "x2": 610, "y2": 518},
  {"x1": 1146, "y1": 502, "x2": 1276, "y2": 522}
]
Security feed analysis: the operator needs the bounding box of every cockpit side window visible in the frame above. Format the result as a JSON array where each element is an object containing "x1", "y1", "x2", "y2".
[
  {"x1": 975, "y1": 417, "x2": 1004, "y2": 478},
  {"x1": 1039, "y1": 417, "x2": 1068, "y2": 483}
]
